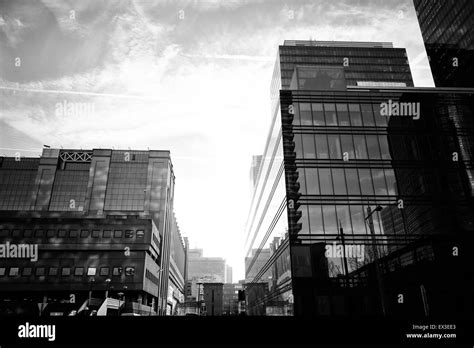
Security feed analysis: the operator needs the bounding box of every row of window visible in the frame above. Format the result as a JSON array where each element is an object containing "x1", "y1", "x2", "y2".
[
  {"x1": 295, "y1": 133, "x2": 391, "y2": 161},
  {"x1": 294, "y1": 102, "x2": 390, "y2": 127},
  {"x1": 279, "y1": 47, "x2": 407, "y2": 58},
  {"x1": 298, "y1": 167, "x2": 398, "y2": 196},
  {"x1": 0, "y1": 229, "x2": 145, "y2": 239},
  {"x1": 0, "y1": 266, "x2": 135, "y2": 277},
  {"x1": 280, "y1": 63, "x2": 411, "y2": 73},
  {"x1": 298, "y1": 204, "x2": 403, "y2": 236}
]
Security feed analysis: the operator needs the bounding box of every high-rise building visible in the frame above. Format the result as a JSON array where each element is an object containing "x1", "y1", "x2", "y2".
[
  {"x1": 244, "y1": 40, "x2": 474, "y2": 317},
  {"x1": 0, "y1": 148, "x2": 185, "y2": 316},
  {"x1": 413, "y1": 0, "x2": 474, "y2": 87},
  {"x1": 225, "y1": 264, "x2": 233, "y2": 284}
]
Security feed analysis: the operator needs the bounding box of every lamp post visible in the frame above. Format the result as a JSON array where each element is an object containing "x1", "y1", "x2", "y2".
[
  {"x1": 88, "y1": 277, "x2": 95, "y2": 305},
  {"x1": 364, "y1": 205, "x2": 386, "y2": 316},
  {"x1": 105, "y1": 278, "x2": 111, "y2": 299}
]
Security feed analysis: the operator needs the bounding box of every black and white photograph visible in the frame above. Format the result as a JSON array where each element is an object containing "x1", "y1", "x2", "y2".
[{"x1": 0, "y1": 0, "x2": 473, "y2": 346}]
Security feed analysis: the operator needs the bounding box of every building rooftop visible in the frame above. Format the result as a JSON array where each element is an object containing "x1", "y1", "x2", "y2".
[{"x1": 283, "y1": 40, "x2": 394, "y2": 48}]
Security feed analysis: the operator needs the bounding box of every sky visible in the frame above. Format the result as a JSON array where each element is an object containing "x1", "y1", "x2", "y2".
[{"x1": 0, "y1": 0, "x2": 434, "y2": 281}]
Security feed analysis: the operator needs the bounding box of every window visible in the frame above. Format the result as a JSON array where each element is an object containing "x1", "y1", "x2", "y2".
[
  {"x1": 58, "y1": 230, "x2": 66, "y2": 238},
  {"x1": 358, "y1": 169, "x2": 374, "y2": 195},
  {"x1": 47, "y1": 230, "x2": 56, "y2": 238},
  {"x1": 294, "y1": 133, "x2": 303, "y2": 158},
  {"x1": 80, "y1": 230, "x2": 89, "y2": 238},
  {"x1": 319, "y1": 169, "x2": 333, "y2": 195},
  {"x1": 136, "y1": 230, "x2": 144, "y2": 239},
  {"x1": 324, "y1": 103, "x2": 337, "y2": 126},
  {"x1": 49, "y1": 267, "x2": 58, "y2": 276},
  {"x1": 348, "y1": 104, "x2": 362, "y2": 126},
  {"x1": 34, "y1": 230, "x2": 44, "y2": 238},
  {"x1": 366, "y1": 135, "x2": 381, "y2": 159},
  {"x1": 353, "y1": 135, "x2": 368, "y2": 159},
  {"x1": 385, "y1": 169, "x2": 397, "y2": 195},
  {"x1": 87, "y1": 267, "x2": 97, "y2": 276},
  {"x1": 328, "y1": 135, "x2": 342, "y2": 159},
  {"x1": 125, "y1": 230, "x2": 134, "y2": 238},
  {"x1": 378, "y1": 135, "x2": 391, "y2": 159},
  {"x1": 345, "y1": 168, "x2": 361, "y2": 195},
  {"x1": 113, "y1": 267, "x2": 123, "y2": 276},
  {"x1": 336, "y1": 104, "x2": 350, "y2": 126},
  {"x1": 100, "y1": 267, "x2": 110, "y2": 276},
  {"x1": 0, "y1": 230, "x2": 9, "y2": 237},
  {"x1": 361, "y1": 104, "x2": 375, "y2": 126},
  {"x1": 336, "y1": 205, "x2": 352, "y2": 233},
  {"x1": 302, "y1": 134, "x2": 316, "y2": 159},
  {"x1": 35, "y1": 267, "x2": 45, "y2": 276},
  {"x1": 125, "y1": 267, "x2": 135, "y2": 276},
  {"x1": 23, "y1": 230, "x2": 33, "y2": 238},
  {"x1": 373, "y1": 103, "x2": 387, "y2": 127},
  {"x1": 332, "y1": 169, "x2": 347, "y2": 195},
  {"x1": 74, "y1": 267, "x2": 84, "y2": 276},
  {"x1": 305, "y1": 168, "x2": 319, "y2": 195},
  {"x1": 372, "y1": 169, "x2": 388, "y2": 195},
  {"x1": 340, "y1": 135, "x2": 355, "y2": 160},
  {"x1": 322, "y1": 205, "x2": 337, "y2": 234},
  {"x1": 299, "y1": 103, "x2": 312, "y2": 125},
  {"x1": 315, "y1": 135, "x2": 329, "y2": 159},
  {"x1": 312, "y1": 103, "x2": 325, "y2": 125},
  {"x1": 22, "y1": 267, "x2": 32, "y2": 276},
  {"x1": 0, "y1": 268, "x2": 5, "y2": 276},
  {"x1": 69, "y1": 230, "x2": 78, "y2": 238},
  {"x1": 9, "y1": 267, "x2": 19, "y2": 276},
  {"x1": 350, "y1": 206, "x2": 367, "y2": 234},
  {"x1": 92, "y1": 230, "x2": 100, "y2": 238},
  {"x1": 61, "y1": 267, "x2": 71, "y2": 276},
  {"x1": 103, "y1": 230, "x2": 112, "y2": 238},
  {"x1": 308, "y1": 205, "x2": 323, "y2": 234},
  {"x1": 12, "y1": 229, "x2": 21, "y2": 237},
  {"x1": 114, "y1": 230, "x2": 123, "y2": 238}
]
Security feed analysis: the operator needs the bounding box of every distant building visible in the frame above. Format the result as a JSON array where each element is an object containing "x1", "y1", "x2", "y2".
[
  {"x1": 203, "y1": 283, "x2": 223, "y2": 316},
  {"x1": 225, "y1": 265, "x2": 233, "y2": 284},
  {"x1": 222, "y1": 283, "x2": 241, "y2": 315}
]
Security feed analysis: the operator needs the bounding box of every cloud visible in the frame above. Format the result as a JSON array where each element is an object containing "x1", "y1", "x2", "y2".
[{"x1": 0, "y1": 0, "x2": 434, "y2": 280}]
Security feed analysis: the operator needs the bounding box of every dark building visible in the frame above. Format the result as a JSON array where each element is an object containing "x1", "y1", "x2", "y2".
[
  {"x1": 413, "y1": 0, "x2": 474, "y2": 87},
  {"x1": 203, "y1": 283, "x2": 223, "y2": 316},
  {"x1": 222, "y1": 283, "x2": 241, "y2": 315},
  {"x1": 0, "y1": 148, "x2": 185, "y2": 316},
  {"x1": 244, "y1": 40, "x2": 474, "y2": 317}
]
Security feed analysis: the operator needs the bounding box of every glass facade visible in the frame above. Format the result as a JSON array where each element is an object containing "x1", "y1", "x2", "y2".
[
  {"x1": 248, "y1": 40, "x2": 474, "y2": 317},
  {"x1": 414, "y1": 0, "x2": 474, "y2": 87},
  {"x1": 281, "y1": 88, "x2": 474, "y2": 317}
]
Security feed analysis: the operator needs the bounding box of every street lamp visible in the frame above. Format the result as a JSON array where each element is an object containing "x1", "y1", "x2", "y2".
[
  {"x1": 364, "y1": 205, "x2": 386, "y2": 316},
  {"x1": 105, "y1": 278, "x2": 111, "y2": 299},
  {"x1": 88, "y1": 277, "x2": 96, "y2": 305}
]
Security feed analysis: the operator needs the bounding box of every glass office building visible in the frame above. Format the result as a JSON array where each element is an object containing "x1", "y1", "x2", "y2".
[
  {"x1": 413, "y1": 0, "x2": 474, "y2": 87},
  {"x1": 0, "y1": 148, "x2": 186, "y2": 316},
  {"x1": 244, "y1": 41, "x2": 474, "y2": 317}
]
